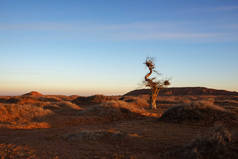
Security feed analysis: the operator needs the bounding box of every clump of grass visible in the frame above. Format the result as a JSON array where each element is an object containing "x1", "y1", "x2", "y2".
[
  {"x1": 165, "y1": 125, "x2": 238, "y2": 159},
  {"x1": 63, "y1": 129, "x2": 127, "y2": 141},
  {"x1": 0, "y1": 103, "x2": 53, "y2": 129},
  {"x1": 73, "y1": 95, "x2": 118, "y2": 105},
  {"x1": 0, "y1": 144, "x2": 36, "y2": 159},
  {"x1": 46, "y1": 101, "x2": 83, "y2": 115},
  {"x1": 78, "y1": 99, "x2": 159, "y2": 122},
  {"x1": 120, "y1": 95, "x2": 150, "y2": 108},
  {"x1": 63, "y1": 129, "x2": 140, "y2": 143},
  {"x1": 160, "y1": 100, "x2": 237, "y2": 124},
  {"x1": 57, "y1": 101, "x2": 82, "y2": 110},
  {"x1": 101, "y1": 100, "x2": 159, "y2": 118}
]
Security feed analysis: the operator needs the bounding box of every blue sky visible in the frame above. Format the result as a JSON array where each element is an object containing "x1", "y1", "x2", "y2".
[{"x1": 0, "y1": 0, "x2": 238, "y2": 95}]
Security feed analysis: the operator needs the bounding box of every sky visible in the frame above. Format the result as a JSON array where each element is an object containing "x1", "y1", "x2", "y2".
[{"x1": 0, "y1": 0, "x2": 238, "y2": 96}]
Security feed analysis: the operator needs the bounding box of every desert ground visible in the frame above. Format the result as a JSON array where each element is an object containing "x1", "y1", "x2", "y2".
[{"x1": 0, "y1": 87, "x2": 238, "y2": 159}]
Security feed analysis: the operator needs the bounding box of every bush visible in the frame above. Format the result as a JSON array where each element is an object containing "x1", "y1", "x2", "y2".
[
  {"x1": 160, "y1": 100, "x2": 237, "y2": 124},
  {"x1": 166, "y1": 125, "x2": 238, "y2": 159},
  {"x1": 0, "y1": 103, "x2": 53, "y2": 129}
]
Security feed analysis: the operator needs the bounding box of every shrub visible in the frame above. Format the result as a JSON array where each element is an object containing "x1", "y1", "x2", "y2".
[
  {"x1": 160, "y1": 100, "x2": 237, "y2": 124},
  {"x1": 166, "y1": 125, "x2": 238, "y2": 159},
  {"x1": 0, "y1": 103, "x2": 53, "y2": 129}
]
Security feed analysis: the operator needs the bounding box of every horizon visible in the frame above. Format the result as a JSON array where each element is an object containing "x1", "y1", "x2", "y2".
[
  {"x1": 1, "y1": 86, "x2": 238, "y2": 97},
  {"x1": 1, "y1": 0, "x2": 238, "y2": 96}
]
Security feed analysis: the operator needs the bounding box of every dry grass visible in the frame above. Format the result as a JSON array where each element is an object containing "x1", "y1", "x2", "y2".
[
  {"x1": 160, "y1": 100, "x2": 238, "y2": 125},
  {"x1": 1, "y1": 92, "x2": 237, "y2": 130},
  {"x1": 43, "y1": 101, "x2": 82, "y2": 110},
  {"x1": 73, "y1": 95, "x2": 119, "y2": 105},
  {"x1": 78, "y1": 101, "x2": 141, "y2": 121},
  {"x1": 158, "y1": 96, "x2": 215, "y2": 105},
  {"x1": 0, "y1": 103, "x2": 53, "y2": 129},
  {"x1": 58, "y1": 101, "x2": 82, "y2": 110},
  {"x1": 215, "y1": 98, "x2": 238, "y2": 113},
  {"x1": 43, "y1": 101, "x2": 83, "y2": 116},
  {"x1": 63, "y1": 129, "x2": 140, "y2": 142},
  {"x1": 101, "y1": 100, "x2": 159, "y2": 118},
  {"x1": 166, "y1": 125, "x2": 238, "y2": 159},
  {"x1": 0, "y1": 144, "x2": 36, "y2": 159},
  {"x1": 76, "y1": 98, "x2": 159, "y2": 123},
  {"x1": 120, "y1": 95, "x2": 150, "y2": 108}
]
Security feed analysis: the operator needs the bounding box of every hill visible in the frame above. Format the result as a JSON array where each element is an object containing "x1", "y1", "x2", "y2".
[
  {"x1": 124, "y1": 87, "x2": 238, "y2": 96},
  {"x1": 22, "y1": 91, "x2": 43, "y2": 97}
]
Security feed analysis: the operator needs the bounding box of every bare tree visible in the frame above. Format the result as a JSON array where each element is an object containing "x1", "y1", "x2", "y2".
[{"x1": 144, "y1": 57, "x2": 170, "y2": 109}]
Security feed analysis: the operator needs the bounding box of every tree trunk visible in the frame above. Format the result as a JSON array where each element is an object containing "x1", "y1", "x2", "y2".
[
  {"x1": 151, "y1": 94, "x2": 157, "y2": 109},
  {"x1": 151, "y1": 88, "x2": 159, "y2": 109}
]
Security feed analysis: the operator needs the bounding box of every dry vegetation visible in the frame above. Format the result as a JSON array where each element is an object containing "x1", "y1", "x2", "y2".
[
  {"x1": 0, "y1": 103, "x2": 53, "y2": 129},
  {"x1": 165, "y1": 125, "x2": 238, "y2": 159},
  {"x1": 0, "y1": 88, "x2": 238, "y2": 158},
  {"x1": 160, "y1": 100, "x2": 238, "y2": 125}
]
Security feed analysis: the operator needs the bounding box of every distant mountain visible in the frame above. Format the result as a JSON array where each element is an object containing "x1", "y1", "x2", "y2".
[
  {"x1": 124, "y1": 87, "x2": 238, "y2": 96},
  {"x1": 22, "y1": 91, "x2": 43, "y2": 97}
]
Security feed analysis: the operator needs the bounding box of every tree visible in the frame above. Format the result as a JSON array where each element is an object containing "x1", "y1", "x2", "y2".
[{"x1": 144, "y1": 57, "x2": 170, "y2": 109}]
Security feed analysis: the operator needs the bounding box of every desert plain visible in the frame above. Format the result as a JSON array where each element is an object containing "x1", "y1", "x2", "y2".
[{"x1": 0, "y1": 87, "x2": 238, "y2": 159}]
